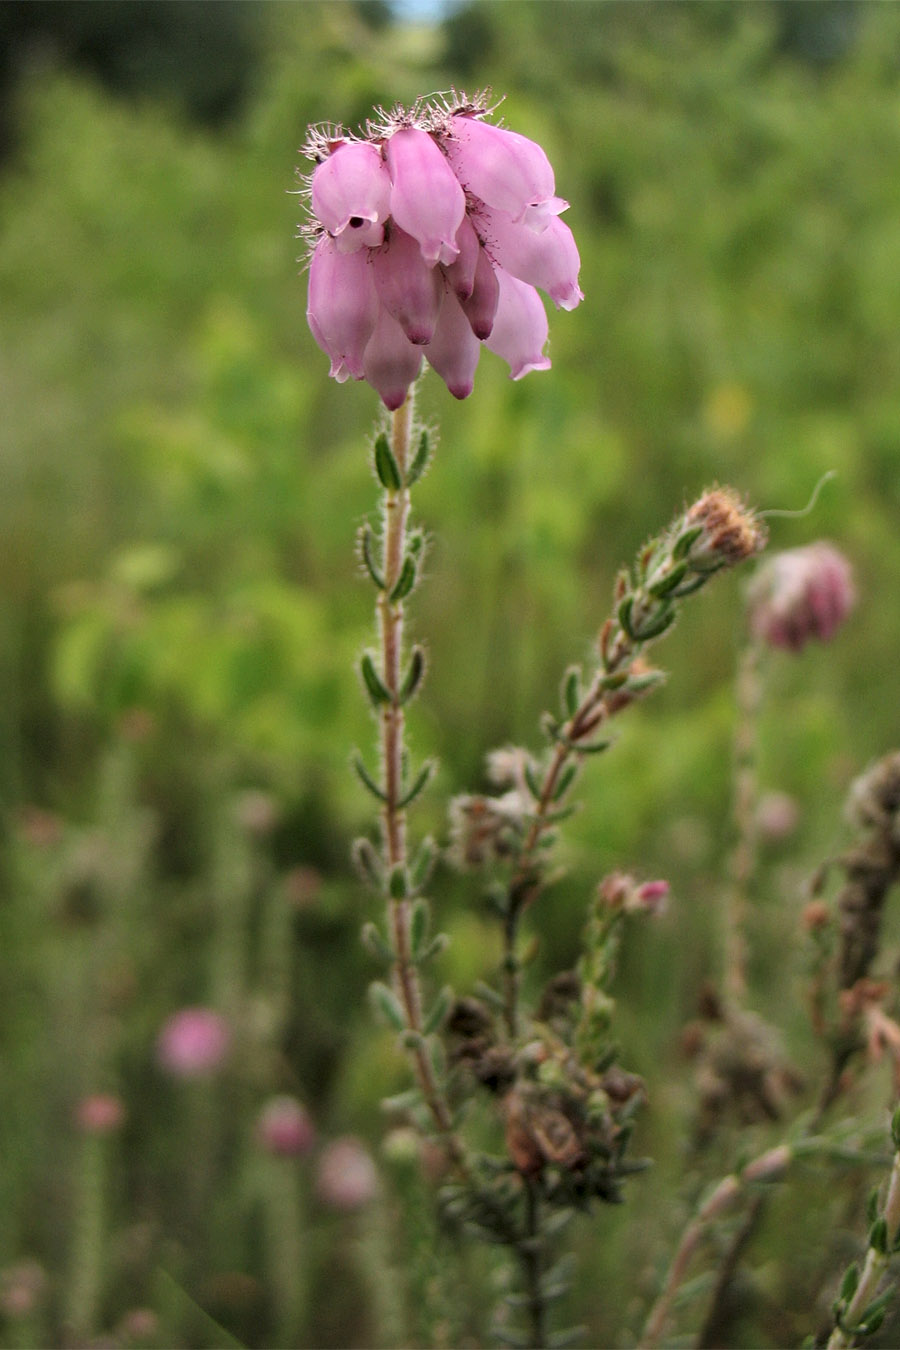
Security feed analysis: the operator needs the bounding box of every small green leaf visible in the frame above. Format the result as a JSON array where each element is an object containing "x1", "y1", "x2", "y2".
[
  {"x1": 410, "y1": 898, "x2": 429, "y2": 956},
  {"x1": 388, "y1": 865, "x2": 409, "y2": 900},
  {"x1": 390, "y1": 554, "x2": 417, "y2": 603},
  {"x1": 633, "y1": 603, "x2": 676, "y2": 642},
  {"x1": 524, "y1": 758, "x2": 544, "y2": 801},
  {"x1": 361, "y1": 921, "x2": 393, "y2": 963},
  {"x1": 552, "y1": 761, "x2": 578, "y2": 802},
  {"x1": 358, "y1": 522, "x2": 384, "y2": 589},
  {"x1": 867, "y1": 1189, "x2": 880, "y2": 1226},
  {"x1": 869, "y1": 1217, "x2": 889, "y2": 1256},
  {"x1": 351, "y1": 837, "x2": 383, "y2": 888},
  {"x1": 360, "y1": 651, "x2": 391, "y2": 706},
  {"x1": 839, "y1": 1263, "x2": 859, "y2": 1303},
  {"x1": 410, "y1": 836, "x2": 435, "y2": 890},
  {"x1": 369, "y1": 980, "x2": 406, "y2": 1031},
  {"x1": 562, "y1": 666, "x2": 582, "y2": 719},
  {"x1": 617, "y1": 594, "x2": 636, "y2": 639},
  {"x1": 399, "y1": 645, "x2": 426, "y2": 704},
  {"x1": 397, "y1": 758, "x2": 436, "y2": 810},
  {"x1": 422, "y1": 985, "x2": 452, "y2": 1035},
  {"x1": 380, "y1": 1088, "x2": 423, "y2": 1114},
  {"x1": 374, "y1": 432, "x2": 402, "y2": 490},
  {"x1": 647, "y1": 559, "x2": 689, "y2": 599},
  {"x1": 406, "y1": 429, "x2": 431, "y2": 485},
  {"x1": 419, "y1": 932, "x2": 449, "y2": 962},
  {"x1": 892, "y1": 1103, "x2": 900, "y2": 1150},
  {"x1": 352, "y1": 752, "x2": 387, "y2": 803},
  {"x1": 672, "y1": 523, "x2": 703, "y2": 560}
]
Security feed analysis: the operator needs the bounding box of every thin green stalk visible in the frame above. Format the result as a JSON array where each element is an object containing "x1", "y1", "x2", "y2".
[{"x1": 828, "y1": 1145, "x2": 900, "y2": 1349}]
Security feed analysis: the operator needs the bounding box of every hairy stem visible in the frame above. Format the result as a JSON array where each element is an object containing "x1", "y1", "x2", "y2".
[
  {"x1": 521, "y1": 1177, "x2": 548, "y2": 1350},
  {"x1": 375, "y1": 396, "x2": 463, "y2": 1161},
  {"x1": 725, "y1": 635, "x2": 762, "y2": 1006},
  {"x1": 828, "y1": 1147, "x2": 900, "y2": 1349}
]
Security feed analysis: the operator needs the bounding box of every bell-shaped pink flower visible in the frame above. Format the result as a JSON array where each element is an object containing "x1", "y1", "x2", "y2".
[
  {"x1": 477, "y1": 206, "x2": 583, "y2": 311},
  {"x1": 372, "y1": 225, "x2": 443, "y2": 345},
  {"x1": 460, "y1": 244, "x2": 499, "y2": 339},
  {"x1": 485, "y1": 269, "x2": 551, "y2": 379},
  {"x1": 424, "y1": 287, "x2": 482, "y2": 399},
  {"x1": 747, "y1": 542, "x2": 855, "y2": 652},
  {"x1": 446, "y1": 115, "x2": 557, "y2": 225},
  {"x1": 386, "y1": 127, "x2": 466, "y2": 266},
  {"x1": 363, "y1": 306, "x2": 424, "y2": 411},
  {"x1": 307, "y1": 235, "x2": 378, "y2": 381},
  {"x1": 443, "y1": 214, "x2": 480, "y2": 301},
  {"x1": 311, "y1": 140, "x2": 391, "y2": 252}
]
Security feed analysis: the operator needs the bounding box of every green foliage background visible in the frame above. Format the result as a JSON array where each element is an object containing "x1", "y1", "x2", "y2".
[{"x1": 1, "y1": 2, "x2": 899, "y2": 1345}]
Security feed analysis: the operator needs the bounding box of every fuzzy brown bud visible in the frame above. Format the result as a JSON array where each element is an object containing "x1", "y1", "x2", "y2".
[{"x1": 685, "y1": 488, "x2": 767, "y2": 570}]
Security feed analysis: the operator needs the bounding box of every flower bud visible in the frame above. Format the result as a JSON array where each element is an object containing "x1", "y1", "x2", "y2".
[
  {"x1": 256, "y1": 1095, "x2": 315, "y2": 1158},
  {"x1": 315, "y1": 1136, "x2": 378, "y2": 1210},
  {"x1": 156, "y1": 1007, "x2": 231, "y2": 1079},
  {"x1": 75, "y1": 1092, "x2": 126, "y2": 1135}
]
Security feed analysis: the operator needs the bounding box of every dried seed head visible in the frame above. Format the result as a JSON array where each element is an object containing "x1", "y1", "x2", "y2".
[{"x1": 685, "y1": 487, "x2": 767, "y2": 569}]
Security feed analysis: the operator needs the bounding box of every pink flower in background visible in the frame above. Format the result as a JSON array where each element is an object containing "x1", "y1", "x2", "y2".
[
  {"x1": 300, "y1": 92, "x2": 582, "y2": 408},
  {"x1": 156, "y1": 1007, "x2": 231, "y2": 1079},
  {"x1": 315, "y1": 1136, "x2": 378, "y2": 1210},
  {"x1": 75, "y1": 1093, "x2": 126, "y2": 1135},
  {"x1": 256, "y1": 1096, "x2": 315, "y2": 1158},
  {"x1": 747, "y1": 541, "x2": 855, "y2": 652}
]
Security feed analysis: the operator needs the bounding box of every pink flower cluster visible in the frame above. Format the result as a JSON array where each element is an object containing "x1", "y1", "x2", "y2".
[
  {"x1": 300, "y1": 92, "x2": 583, "y2": 408},
  {"x1": 747, "y1": 541, "x2": 855, "y2": 652}
]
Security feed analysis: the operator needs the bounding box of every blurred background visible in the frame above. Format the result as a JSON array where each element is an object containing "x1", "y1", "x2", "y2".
[{"x1": 1, "y1": 1, "x2": 899, "y2": 1345}]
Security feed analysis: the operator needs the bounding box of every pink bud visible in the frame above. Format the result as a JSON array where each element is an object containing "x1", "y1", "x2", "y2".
[
  {"x1": 75, "y1": 1092, "x2": 126, "y2": 1135},
  {"x1": 424, "y1": 286, "x2": 482, "y2": 399},
  {"x1": 443, "y1": 213, "x2": 480, "y2": 301},
  {"x1": 747, "y1": 542, "x2": 855, "y2": 652},
  {"x1": 363, "y1": 305, "x2": 424, "y2": 411},
  {"x1": 478, "y1": 206, "x2": 583, "y2": 311},
  {"x1": 446, "y1": 115, "x2": 556, "y2": 224},
  {"x1": 307, "y1": 235, "x2": 378, "y2": 382},
  {"x1": 484, "y1": 269, "x2": 551, "y2": 379},
  {"x1": 156, "y1": 1007, "x2": 231, "y2": 1079},
  {"x1": 311, "y1": 141, "x2": 391, "y2": 252},
  {"x1": 630, "y1": 880, "x2": 670, "y2": 915},
  {"x1": 256, "y1": 1096, "x2": 315, "y2": 1158},
  {"x1": 316, "y1": 1136, "x2": 378, "y2": 1210},
  {"x1": 386, "y1": 127, "x2": 466, "y2": 266},
  {"x1": 371, "y1": 225, "x2": 443, "y2": 345}
]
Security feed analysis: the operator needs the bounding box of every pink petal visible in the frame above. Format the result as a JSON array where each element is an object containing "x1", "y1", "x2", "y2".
[
  {"x1": 363, "y1": 305, "x2": 423, "y2": 410},
  {"x1": 446, "y1": 115, "x2": 556, "y2": 224},
  {"x1": 477, "y1": 206, "x2": 583, "y2": 311},
  {"x1": 306, "y1": 235, "x2": 378, "y2": 381},
  {"x1": 424, "y1": 286, "x2": 481, "y2": 400},
  {"x1": 443, "y1": 214, "x2": 480, "y2": 300},
  {"x1": 461, "y1": 244, "x2": 499, "y2": 340},
  {"x1": 484, "y1": 269, "x2": 551, "y2": 380},
  {"x1": 385, "y1": 127, "x2": 466, "y2": 267},
  {"x1": 371, "y1": 225, "x2": 443, "y2": 345},
  {"x1": 311, "y1": 141, "x2": 391, "y2": 253}
]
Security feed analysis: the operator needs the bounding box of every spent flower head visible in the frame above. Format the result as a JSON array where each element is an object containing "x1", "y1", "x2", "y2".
[{"x1": 298, "y1": 90, "x2": 582, "y2": 408}]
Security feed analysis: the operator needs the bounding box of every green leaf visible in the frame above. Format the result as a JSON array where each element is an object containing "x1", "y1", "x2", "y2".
[
  {"x1": 389, "y1": 554, "x2": 417, "y2": 603},
  {"x1": 352, "y1": 752, "x2": 387, "y2": 803},
  {"x1": 410, "y1": 898, "x2": 430, "y2": 956},
  {"x1": 672, "y1": 523, "x2": 703, "y2": 560},
  {"x1": 397, "y1": 758, "x2": 436, "y2": 810},
  {"x1": 388, "y1": 864, "x2": 409, "y2": 899},
  {"x1": 892, "y1": 1103, "x2": 900, "y2": 1151},
  {"x1": 361, "y1": 921, "x2": 393, "y2": 963},
  {"x1": 373, "y1": 432, "x2": 402, "y2": 491},
  {"x1": 358, "y1": 522, "x2": 384, "y2": 590},
  {"x1": 399, "y1": 645, "x2": 426, "y2": 704},
  {"x1": 369, "y1": 980, "x2": 406, "y2": 1031},
  {"x1": 552, "y1": 761, "x2": 578, "y2": 801},
  {"x1": 617, "y1": 594, "x2": 635, "y2": 639},
  {"x1": 647, "y1": 559, "x2": 689, "y2": 599},
  {"x1": 410, "y1": 836, "x2": 435, "y2": 890},
  {"x1": 406, "y1": 429, "x2": 431, "y2": 485},
  {"x1": 839, "y1": 1263, "x2": 859, "y2": 1303},
  {"x1": 351, "y1": 837, "x2": 383, "y2": 888},
  {"x1": 633, "y1": 604, "x2": 676, "y2": 642},
  {"x1": 869, "y1": 1217, "x2": 889, "y2": 1256},
  {"x1": 419, "y1": 932, "x2": 450, "y2": 962},
  {"x1": 422, "y1": 985, "x2": 452, "y2": 1035},
  {"x1": 360, "y1": 650, "x2": 391, "y2": 706},
  {"x1": 524, "y1": 758, "x2": 544, "y2": 801},
  {"x1": 562, "y1": 665, "x2": 582, "y2": 718}
]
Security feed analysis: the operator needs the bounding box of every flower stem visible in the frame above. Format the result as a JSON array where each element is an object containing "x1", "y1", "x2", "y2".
[
  {"x1": 374, "y1": 396, "x2": 464, "y2": 1164},
  {"x1": 724, "y1": 635, "x2": 762, "y2": 1006},
  {"x1": 828, "y1": 1145, "x2": 900, "y2": 1349}
]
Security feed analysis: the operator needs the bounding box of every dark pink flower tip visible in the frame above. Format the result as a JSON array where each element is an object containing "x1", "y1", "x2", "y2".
[
  {"x1": 300, "y1": 93, "x2": 581, "y2": 406},
  {"x1": 256, "y1": 1096, "x2": 316, "y2": 1158},
  {"x1": 156, "y1": 1007, "x2": 231, "y2": 1079},
  {"x1": 747, "y1": 542, "x2": 855, "y2": 653},
  {"x1": 315, "y1": 1136, "x2": 378, "y2": 1210}
]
